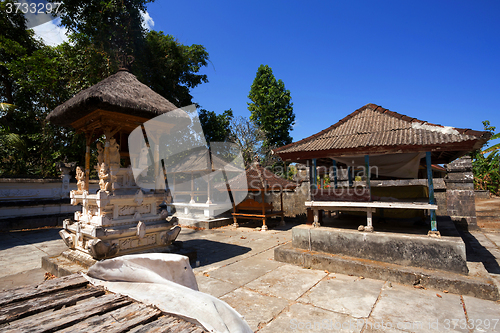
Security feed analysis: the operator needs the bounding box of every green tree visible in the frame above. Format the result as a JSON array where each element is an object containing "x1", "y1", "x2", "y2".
[
  {"x1": 199, "y1": 108, "x2": 233, "y2": 144},
  {"x1": 248, "y1": 64, "x2": 295, "y2": 148},
  {"x1": 52, "y1": 0, "x2": 149, "y2": 60},
  {"x1": 1, "y1": 1, "x2": 210, "y2": 177},
  {"x1": 471, "y1": 121, "x2": 500, "y2": 196},
  {"x1": 137, "y1": 31, "x2": 208, "y2": 107}
]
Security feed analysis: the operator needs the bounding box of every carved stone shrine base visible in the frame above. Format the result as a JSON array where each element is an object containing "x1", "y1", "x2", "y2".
[{"x1": 59, "y1": 167, "x2": 180, "y2": 260}]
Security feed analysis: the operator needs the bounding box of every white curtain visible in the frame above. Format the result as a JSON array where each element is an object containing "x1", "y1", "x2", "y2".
[{"x1": 332, "y1": 152, "x2": 426, "y2": 179}]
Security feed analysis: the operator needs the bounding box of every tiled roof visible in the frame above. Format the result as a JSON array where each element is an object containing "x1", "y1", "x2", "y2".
[
  {"x1": 222, "y1": 162, "x2": 296, "y2": 191},
  {"x1": 274, "y1": 104, "x2": 490, "y2": 159}
]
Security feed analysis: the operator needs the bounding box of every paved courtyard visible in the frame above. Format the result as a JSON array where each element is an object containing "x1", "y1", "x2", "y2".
[{"x1": 1, "y1": 223, "x2": 500, "y2": 332}]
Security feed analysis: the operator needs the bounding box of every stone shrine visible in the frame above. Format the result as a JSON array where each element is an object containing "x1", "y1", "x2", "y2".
[{"x1": 46, "y1": 66, "x2": 188, "y2": 259}]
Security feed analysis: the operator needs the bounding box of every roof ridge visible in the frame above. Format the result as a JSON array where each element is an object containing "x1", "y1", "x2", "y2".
[{"x1": 273, "y1": 103, "x2": 491, "y2": 157}]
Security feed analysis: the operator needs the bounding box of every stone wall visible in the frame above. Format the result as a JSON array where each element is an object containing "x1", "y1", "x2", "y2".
[
  {"x1": 445, "y1": 156, "x2": 478, "y2": 230},
  {"x1": 267, "y1": 182, "x2": 310, "y2": 217},
  {"x1": 0, "y1": 177, "x2": 99, "y2": 231}
]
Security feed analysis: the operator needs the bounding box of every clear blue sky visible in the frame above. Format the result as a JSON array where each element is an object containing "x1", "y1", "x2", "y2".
[{"x1": 146, "y1": 0, "x2": 500, "y2": 144}]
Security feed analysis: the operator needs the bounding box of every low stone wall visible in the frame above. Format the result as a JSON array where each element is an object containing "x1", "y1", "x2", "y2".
[
  {"x1": 292, "y1": 224, "x2": 468, "y2": 274},
  {"x1": 0, "y1": 178, "x2": 99, "y2": 231},
  {"x1": 445, "y1": 156, "x2": 478, "y2": 230},
  {"x1": 266, "y1": 182, "x2": 310, "y2": 217}
]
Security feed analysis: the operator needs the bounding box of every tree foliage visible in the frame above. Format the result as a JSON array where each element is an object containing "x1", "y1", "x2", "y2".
[
  {"x1": 198, "y1": 108, "x2": 233, "y2": 144},
  {"x1": 228, "y1": 116, "x2": 274, "y2": 167},
  {"x1": 248, "y1": 64, "x2": 295, "y2": 148},
  {"x1": 0, "y1": 0, "x2": 210, "y2": 177},
  {"x1": 471, "y1": 120, "x2": 500, "y2": 196},
  {"x1": 137, "y1": 31, "x2": 208, "y2": 107},
  {"x1": 1, "y1": 2, "x2": 85, "y2": 177}
]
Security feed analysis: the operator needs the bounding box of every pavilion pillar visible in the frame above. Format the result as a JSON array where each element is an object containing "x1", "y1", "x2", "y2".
[
  {"x1": 280, "y1": 191, "x2": 285, "y2": 226},
  {"x1": 311, "y1": 159, "x2": 317, "y2": 189},
  {"x1": 364, "y1": 155, "x2": 371, "y2": 201},
  {"x1": 206, "y1": 174, "x2": 212, "y2": 204},
  {"x1": 261, "y1": 190, "x2": 267, "y2": 231},
  {"x1": 426, "y1": 152, "x2": 438, "y2": 234},
  {"x1": 85, "y1": 133, "x2": 92, "y2": 192},
  {"x1": 332, "y1": 159, "x2": 338, "y2": 189},
  {"x1": 348, "y1": 166, "x2": 353, "y2": 187},
  {"x1": 190, "y1": 172, "x2": 195, "y2": 204}
]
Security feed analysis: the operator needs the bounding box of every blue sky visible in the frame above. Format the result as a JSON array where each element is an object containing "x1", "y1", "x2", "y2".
[
  {"x1": 145, "y1": 0, "x2": 500, "y2": 145},
  {"x1": 35, "y1": 1, "x2": 500, "y2": 146}
]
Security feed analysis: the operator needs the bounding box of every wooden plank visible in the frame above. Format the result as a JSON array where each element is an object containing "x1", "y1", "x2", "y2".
[
  {"x1": 305, "y1": 201, "x2": 438, "y2": 210},
  {"x1": 127, "y1": 315, "x2": 179, "y2": 333},
  {"x1": 0, "y1": 274, "x2": 88, "y2": 307},
  {"x1": 232, "y1": 212, "x2": 282, "y2": 218},
  {"x1": 127, "y1": 315, "x2": 206, "y2": 332},
  {"x1": 3, "y1": 294, "x2": 131, "y2": 333},
  {"x1": 57, "y1": 302, "x2": 161, "y2": 333},
  {"x1": 0, "y1": 286, "x2": 104, "y2": 325}
]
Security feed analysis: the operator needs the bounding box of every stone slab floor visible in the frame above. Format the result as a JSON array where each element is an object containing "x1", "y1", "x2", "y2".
[{"x1": 1, "y1": 223, "x2": 500, "y2": 332}]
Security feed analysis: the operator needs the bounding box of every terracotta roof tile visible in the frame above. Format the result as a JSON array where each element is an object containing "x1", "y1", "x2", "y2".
[{"x1": 274, "y1": 104, "x2": 491, "y2": 158}]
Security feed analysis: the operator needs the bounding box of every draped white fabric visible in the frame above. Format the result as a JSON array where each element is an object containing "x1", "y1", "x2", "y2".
[
  {"x1": 84, "y1": 253, "x2": 252, "y2": 333},
  {"x1": 332, "y1": 152, "x2": 426, "y2": 179}
]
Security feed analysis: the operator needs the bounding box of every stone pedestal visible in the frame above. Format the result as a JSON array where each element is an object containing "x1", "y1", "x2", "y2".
[
  {"x1": 60, "y1": 166, "x2": 180, "y2": 259},
  {"x1": 445, "y1": 156, "x2": 479, "y2": 230}
]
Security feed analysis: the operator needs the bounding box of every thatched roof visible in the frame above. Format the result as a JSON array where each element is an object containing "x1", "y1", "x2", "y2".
[
  {"x1": 274, "y1": 103, "x2": 491, "y2": 164},
  {"x1": 46, "y1": 69, "x2": 178, "y2": 127}
]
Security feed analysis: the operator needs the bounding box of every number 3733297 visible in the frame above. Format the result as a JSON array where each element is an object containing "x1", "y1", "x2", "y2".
[{"x1": 5, "y1": 2, "x2": 62, "y2": 14}]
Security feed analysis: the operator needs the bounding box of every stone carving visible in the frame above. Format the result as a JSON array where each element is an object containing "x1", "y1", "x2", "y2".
[
  {"x1": 87, "y1": 238, "x2": 118, "y2": 259},
  {"x1": 137, "y1": 221, "x2": 146, "y2": 239},
  {"x1": 109, "y1": 138, "x2": 121, "y2": 165},
  {"x1": 118, "y1": 204, "x2": 151, "y2": 216},
  {"x1": 98, "y1": 163, "x2": 112, "y2": 192},
  {"x1": 58, "y1": 134, "x2": 176, "y2": 260},
  {"x1": 75, "y1": 166, "x2": 86, "y2": 193},
  {"x1": 96, "y1": 142, "x2": 104, "y2": 167},
  {"x1": 120, "y1": 234, "x2": 156, "y2": 250},
  {"x1": 119, "y1": 206, "x2": 136, "y2": 216},
  {"x1": 134, "y1": 189, "x2": 144, "y2": 205}
]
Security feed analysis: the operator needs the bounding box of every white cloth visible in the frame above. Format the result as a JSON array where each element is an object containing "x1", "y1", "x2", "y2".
[
  {"x1": 84, "y1": 253, "x2": 252, "y2": 333},
  {"x1": 332, "y1": 152, "x2": 426, "y2": 179}
]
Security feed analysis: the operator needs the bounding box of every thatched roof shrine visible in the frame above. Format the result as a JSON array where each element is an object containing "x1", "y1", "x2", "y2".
[{"x1": 46, "y1": 69, "x2": 180, "y2": 134}]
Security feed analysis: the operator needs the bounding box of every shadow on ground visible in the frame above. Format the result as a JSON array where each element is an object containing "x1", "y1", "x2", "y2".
[
  {"x1": 0, "y1": 228, "x2": 62, "y2": 251},
  {"x1": 460, "y1": 230, "x2": 500, "y2": 274},
  {"x1": 180, "y1": 239, "x2": 252, "y2": 267}
]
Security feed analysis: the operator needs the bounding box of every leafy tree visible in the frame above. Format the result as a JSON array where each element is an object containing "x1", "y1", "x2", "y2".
[
  {"x1": 136, "y1": 31, "x2": 208, "y2": 107},
  {"x1": 248, "y1": 64, "x2": 295, "y2": 148},
  {"x1": 199, "y1": 108, "x2": 233, "y2": 144},
  {"x1": 1, "y1": 0, "x2": 210, "y2": 177},
  {"x1": 228, "y1": 116, "x2": 275, "y2": 167},
  {"x1": 471, "y1": 121, "x2": 500, "y2": 196},
  {"x1": 56, "y1": 1, "x2": 209, "y2": 106},
  {"x1": 52, "y1": 0, "x2": 149, "y2": 59}
]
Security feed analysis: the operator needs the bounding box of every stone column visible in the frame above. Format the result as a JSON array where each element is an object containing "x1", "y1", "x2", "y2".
[{"x1": 445, "y1": 156, "x2": 478, "y2": 230}]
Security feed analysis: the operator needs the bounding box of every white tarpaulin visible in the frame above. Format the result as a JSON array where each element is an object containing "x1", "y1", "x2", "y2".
[
  {"x1": 83, "y1": 253, "x2": 252, "y2": 333},
  {"x1": 332, "y1": 152, "x2": 426, "y2": 179}
]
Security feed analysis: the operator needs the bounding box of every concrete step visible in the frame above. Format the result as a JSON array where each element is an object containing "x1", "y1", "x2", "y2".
[{"x1": 275, "y1": 243, "x2": 500, "y2": 301}]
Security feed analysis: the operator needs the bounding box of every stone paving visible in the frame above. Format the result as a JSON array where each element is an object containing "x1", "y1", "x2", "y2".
[{"x1": 1, "y1": 224, "x2": 500, "y2": 332}]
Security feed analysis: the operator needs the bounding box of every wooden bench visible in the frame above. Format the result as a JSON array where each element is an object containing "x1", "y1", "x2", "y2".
[{"x1": 232, "y1": 198, "x2": 284, "y2": 231}]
